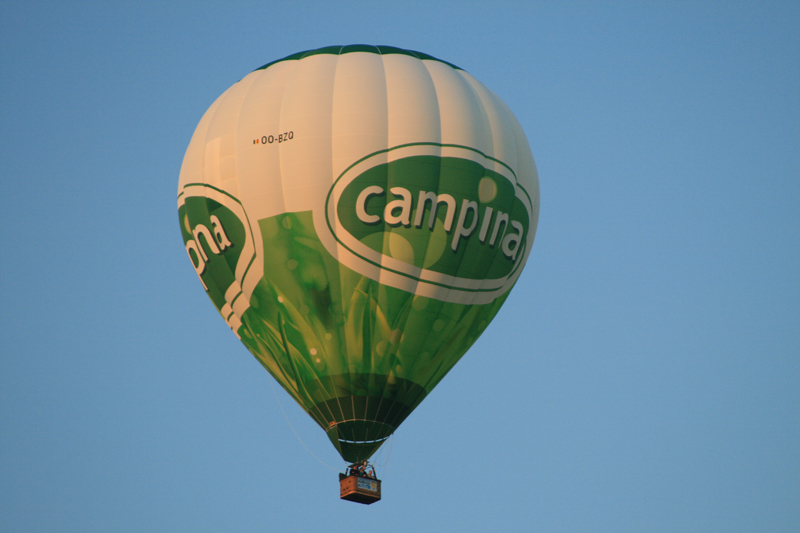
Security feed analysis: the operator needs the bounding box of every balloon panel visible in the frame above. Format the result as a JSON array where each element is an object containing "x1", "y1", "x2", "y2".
[{"x1": 178, "y1": 46, "x2": 539, "y2": 462}]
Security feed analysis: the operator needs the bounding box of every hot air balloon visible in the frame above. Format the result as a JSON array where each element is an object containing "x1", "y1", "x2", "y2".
[{"x1": 177, "y1": 45, "x2": 539, "y2": 503}]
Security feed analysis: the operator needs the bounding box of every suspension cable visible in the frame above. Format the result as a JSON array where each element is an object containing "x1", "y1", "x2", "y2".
[{"x1": 268, "y1": 380, "x2": 341, "y2": 472}]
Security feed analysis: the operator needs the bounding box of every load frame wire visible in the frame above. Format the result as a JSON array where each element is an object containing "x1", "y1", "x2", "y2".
[{"x1": 268, "y1": 379, "x2": 341, "y2": 473}]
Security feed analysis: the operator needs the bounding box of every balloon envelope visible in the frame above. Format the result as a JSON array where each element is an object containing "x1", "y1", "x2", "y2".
[{"x1": 178, "y1": 45, "x2": 539, "y2": 462}]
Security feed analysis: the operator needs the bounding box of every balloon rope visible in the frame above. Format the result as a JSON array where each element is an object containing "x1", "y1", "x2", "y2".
[
  {"x1": 268, "y1": 380, "x2": 341, "y2": 473},
  {"x1": 373, "y1": 433, "x2": 394, "y2": 480},
  {"x1": 375, "y1": 433, "x2": 394, "y2": 467}
]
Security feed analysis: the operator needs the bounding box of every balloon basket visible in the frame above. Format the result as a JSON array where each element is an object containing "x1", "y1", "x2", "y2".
[{"x1": 339, "y1": 473, "x2": 381, "y2": 505}]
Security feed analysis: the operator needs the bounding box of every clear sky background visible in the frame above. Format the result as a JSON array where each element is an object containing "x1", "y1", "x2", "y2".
[{"x1": 1, "y1": 2, "x2": 798, "y2": 531}]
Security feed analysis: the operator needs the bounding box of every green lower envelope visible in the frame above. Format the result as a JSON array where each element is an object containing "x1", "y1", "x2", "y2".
[{"x1": 182, "y1": 206, "x2": 511, "y2": 463}]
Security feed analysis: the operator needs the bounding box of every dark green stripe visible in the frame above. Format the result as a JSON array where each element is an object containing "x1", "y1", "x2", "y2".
[{"x1": 254, "y1": 44, "x2": 462, "y2": 72}]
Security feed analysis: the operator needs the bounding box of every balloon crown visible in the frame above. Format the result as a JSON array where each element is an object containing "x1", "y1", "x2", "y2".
[{"x1": 255, "y1": 44, "x2": 462, "y2": 72}]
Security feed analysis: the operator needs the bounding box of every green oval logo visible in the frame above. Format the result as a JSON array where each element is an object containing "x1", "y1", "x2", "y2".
[
  {"x1": 324, "y1": 144, "x2": 533, "y2": 303},
  {"x1": 178, "y1": 183, "x2": 260, "y2": 337}
]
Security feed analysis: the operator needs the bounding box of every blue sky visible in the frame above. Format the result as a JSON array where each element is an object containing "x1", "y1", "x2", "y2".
[{"x1": 1, "y1": 2, "x2": 798, "y2": 531}]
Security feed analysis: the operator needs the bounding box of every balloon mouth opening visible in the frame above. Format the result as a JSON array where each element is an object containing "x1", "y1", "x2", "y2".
[
  {"x1": 326, "y1": 421, "x2": 394, "y2": 463},
  {"x1": 302, "y1": 374, "x2": 429, "y2": 462},
  {"x1": 327, "y1": 420, "x2": 395, "y2": 441},
  {"x1": 338, "y1": 437, "x2": 388, "y2": 444}
]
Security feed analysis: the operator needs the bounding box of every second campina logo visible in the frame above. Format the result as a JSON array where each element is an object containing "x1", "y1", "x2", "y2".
[{"x1": 324, "y1": 144, "x2": 533, "y2": 302}]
